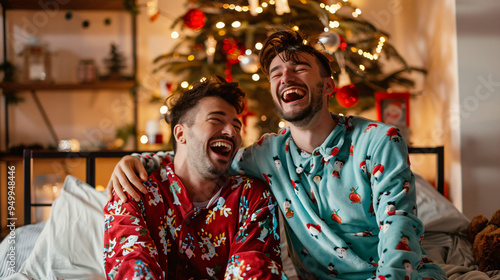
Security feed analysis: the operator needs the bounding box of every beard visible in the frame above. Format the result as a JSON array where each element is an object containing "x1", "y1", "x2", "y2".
[
  {"x1": 186, "y1": 130, "x2": 230, "y2": 181},
  {"x1": 276, "y1": 80, "x2": 324, "y2": 127}
]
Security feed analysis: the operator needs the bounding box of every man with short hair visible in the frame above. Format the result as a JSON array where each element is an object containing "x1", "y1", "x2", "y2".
[
  {"x1": 108, "y1": 30, "x2": 446, "y2": 279},
  {"x1": 104, "y1": 76, "x2": 284, "y2": 280}
]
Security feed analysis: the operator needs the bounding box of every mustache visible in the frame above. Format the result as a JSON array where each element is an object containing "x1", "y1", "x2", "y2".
[{"x1": 278, "y1": 82, "x2": 307, "y2": 95}]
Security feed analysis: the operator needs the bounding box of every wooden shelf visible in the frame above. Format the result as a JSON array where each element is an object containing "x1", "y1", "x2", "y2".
[
  {"x1": 0, "y1": 0, "x2": 127, "y2": 10},
  {"x1": 0, "y1": 81, "x2": 136, "y2": 92}
]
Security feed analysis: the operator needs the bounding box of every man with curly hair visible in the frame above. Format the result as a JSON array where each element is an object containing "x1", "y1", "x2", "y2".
[{"x1": 104, "y1": 76, "x2": 284, "y2": 280}]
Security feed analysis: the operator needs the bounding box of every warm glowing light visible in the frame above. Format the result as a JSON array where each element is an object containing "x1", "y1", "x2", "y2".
[
  {"x1": 200, "y1": 77, "x2": 207, "y2": 82},
  {"x1": 187, "y1": 55, "x2": 195, "y2": 61},
  {"x1": 252, "y1": 74, "x2": 260, "y2": 81},
  {"x1": 216, "y1": 21, "x2": 225, "y2": 29},
  {"x1": 261, "y1": 115, "x2": 267, "y2": 121},
  {"x1": 262, "y1": 2, "x2": 268, "y2": 7},
  {"x1": 140, "y1": 135, "x2": 148, "y2": 144},
  {"x1": 219, "y1": 30, "x2": 226, "y2": 36},
  {"x1": 232, "y1": 21, "x2": 241, "y2": 28},
  {"x1": 359, "y1": 64, "x2": 365, "y2": 71},
  {"x1": 245, "y1": 49, "x2": 252, "y2": 55},
  {"x1": 255, "y1": 42, "x2": 263, "y2": 50},
  {"x1": 329, "y1": 21, "x2": 339, "y2": 28},
  {"x1": 352, "y1": 12, "x2": 358, "y2": 18},
  {"x1": 160, "y1": 106, "x2": 168, "y2": 114},
  {"x1": 303, "y1": 40, "x2": 308, "y2": 44},
  {"x1": 235, "y1": 6, "x2": 242, "y2": 12},
  {"x1": 171, "y1": 31, "x2": 179, "y2": 39},
  {"x1": 181, "y1": 81, "x2": 189, "y2": 88},
  {"x1": 256, "y1": 7, "x2": 263, "y2": 13},
  {"x1": 355, "y1": 8, "x2": 361, "y2": 14},
  {"x1": 208, "y1": 47, "x2": 216, "y2": 54},
  {"x1": 278, "y1": 121, "x2": 285, "y2": 128},
  {"x1": 292, "y1": 26, "x2": 299, "y2": 31}
]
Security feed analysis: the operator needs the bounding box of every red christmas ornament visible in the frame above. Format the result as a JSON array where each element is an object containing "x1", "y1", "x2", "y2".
[
  {"x1": 222, "y1": 37, "x2": 245, "y2": 64},
  {"x1": 222, "y1": 37, "x2": 245, "y2": 81},
  {"x1": 339, "y1": 35, "x2": 347, "y2": 51},
  {"x1": 183, "y1": 8, "x2": 206, "y2": 30},
  {"x1": 336, "y1": 85, "x2": 360, "y2": 108}
]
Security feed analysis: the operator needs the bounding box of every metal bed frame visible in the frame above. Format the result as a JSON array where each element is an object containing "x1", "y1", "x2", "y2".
[
  {"x1": 23, "y1": 149, "x2": 141, "y2": 225},
  {"x1": 22, "y1": 146, "x2": 444, "y2": 225}
]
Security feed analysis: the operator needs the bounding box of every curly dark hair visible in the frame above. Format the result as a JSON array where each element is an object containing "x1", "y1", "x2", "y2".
[
  {"x1": 165, "y1": 75, "x2": 245, "y2": 152},
  {"x1": 259, "y1": 29, "x2": 332, "y2": 78}
]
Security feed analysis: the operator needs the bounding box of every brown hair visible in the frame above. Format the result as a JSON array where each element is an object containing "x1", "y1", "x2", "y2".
[{"x1": 259, "y1": 29, "x2": 332, "y2": 78}]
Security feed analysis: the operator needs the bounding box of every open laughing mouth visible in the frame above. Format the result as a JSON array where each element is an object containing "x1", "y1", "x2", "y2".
[
  {"x1": 281, "y1": 88, "x2": 306, "y2": 103},
  {"x1": 210, "y1": 140, "x2": 233, "y2": 158}
]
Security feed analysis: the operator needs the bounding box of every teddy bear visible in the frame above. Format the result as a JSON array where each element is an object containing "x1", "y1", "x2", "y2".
[{"x1": 467, "y1": 209, "x2": 500, "y2": 272}]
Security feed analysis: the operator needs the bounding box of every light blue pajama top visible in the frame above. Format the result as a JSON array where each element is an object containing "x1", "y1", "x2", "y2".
[{"x1": 135, "y1": 114, "x2": 447, "y2": 280}]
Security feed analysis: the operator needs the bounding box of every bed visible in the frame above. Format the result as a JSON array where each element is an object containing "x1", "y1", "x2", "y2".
[{"x1": 0, "y1": 147, "x2": 499, "y2": 280}]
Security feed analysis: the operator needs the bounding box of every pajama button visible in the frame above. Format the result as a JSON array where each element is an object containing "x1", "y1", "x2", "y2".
[{"x1": 313, "y1": 175, "x2": 321, "y2": 183}]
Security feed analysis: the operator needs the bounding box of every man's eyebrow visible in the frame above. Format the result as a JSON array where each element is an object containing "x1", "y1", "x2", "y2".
[
  {"x1": 269, "y1": 65, "x2": 281, "y2": 75},
  {"x1": 293, "y1": 60, "x2": 312, "y2": 67},
  {"x1": 208, "y1": 111, "x2": 242, "y2": 126}
]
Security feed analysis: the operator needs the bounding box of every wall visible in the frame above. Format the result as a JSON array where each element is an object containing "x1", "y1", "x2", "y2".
[
  {"x1": 357, "y1": 0, "x2": 462, "y2": 211},
  {"x1": 456, "y1": 0, "x2": 500, "y2": 219}
]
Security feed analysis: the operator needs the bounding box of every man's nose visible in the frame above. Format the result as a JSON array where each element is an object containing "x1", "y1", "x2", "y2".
[
  {"x1": 281, "y1": 69, "x2": 295, "y2": 84},
  {"x1": 221, "y1": 123, "x2": 237, "y2": 137}
]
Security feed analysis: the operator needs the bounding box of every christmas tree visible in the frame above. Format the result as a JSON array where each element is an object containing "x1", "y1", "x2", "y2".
[
  {"x1": 137, "y1": 0, "x2": 424, "y2": 135},
  {"x1": 102, "y1": 43, "x2": 130, "y2": 80}
]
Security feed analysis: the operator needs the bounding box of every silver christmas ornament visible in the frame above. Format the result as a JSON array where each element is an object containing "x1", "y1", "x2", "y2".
[
  {"x1": 239, "y1": 53, "x2": 259, "y2": 73},
  {"x1": 318, "y1": 31, "x2": 340, "y2": 54}
]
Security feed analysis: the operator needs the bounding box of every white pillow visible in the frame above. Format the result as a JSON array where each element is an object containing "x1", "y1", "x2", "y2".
[
  {"x1": 415, "y1": 173, "x2": 470, "y2": 233},
  {"x1": 18, "y1": 175, "x2": 106, "y2": 280}
]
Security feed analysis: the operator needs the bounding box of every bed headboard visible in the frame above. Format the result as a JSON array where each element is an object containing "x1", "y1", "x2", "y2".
[
  {"x1": 22, "y1": 146, "x2": 444, "y2": 225},
  {"x1": 23, "y1": 149, "x2": 140, "y2": 225},
  {"x1": 407, "y1": 146, "x2": 444, "y2": 195}
]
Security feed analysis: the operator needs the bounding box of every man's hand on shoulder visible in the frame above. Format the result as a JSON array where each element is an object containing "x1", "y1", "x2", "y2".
[{"x1": 106, "y1": 155, "x2": 149, "y2": 202}]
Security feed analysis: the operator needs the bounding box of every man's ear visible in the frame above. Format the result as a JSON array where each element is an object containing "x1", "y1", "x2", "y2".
[
  {"x1": 173, "y1": 124, "x2": 186, "y2": 144},
  {"x1": 323, "y1": 77, "x2": 335, "y2": 97}
]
